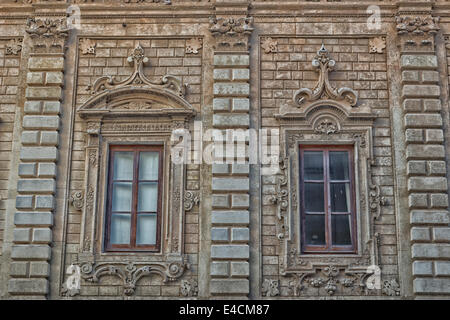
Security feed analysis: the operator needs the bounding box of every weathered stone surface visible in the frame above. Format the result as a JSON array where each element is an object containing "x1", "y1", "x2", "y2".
[
  {"x1": 17, "y1": 179, "x2": 56, "y2": 194},
  {"x1": 213, "y1": 83, "x2": 250, "y2": 96},
  {"x1": 214, "y1": 55, "x2": 249, "y2": 67},
  {"x1": 212, "y1": 211, "x2": 249, "y2": 225},
  {"x1": 412, "y1": 244, "x2": 450, "y2": 259},
  {"x1": 11, "y1": 245, "x2": 51, "y2": 260},
  {"x1": 8, "y1": 279, "x2": 49, "y2": 295},
  {"x1": 211, "y1": 245, "x2": 249, "y2": 259},
  {"x1": 20, "y1": 147, "x2": 58, "y2": 162},
  {"x1": 414, "y1": 278, "x2": 450, "y2": 294},
  {"x1": 401, "y1": 55, "x2": 437, "y2": 69},
  {"x1": 14, "y1": 212, "x2": 53, "y2": 227},
  {"x1": 212, "y1": 178, "x2": 249, "y2": 191},
  {"x1": 410, "y1": 211, "x2": 449, "y2": 225},
  {"x1": 210, "y1": 279, "x2": 249, "y2": 295}
]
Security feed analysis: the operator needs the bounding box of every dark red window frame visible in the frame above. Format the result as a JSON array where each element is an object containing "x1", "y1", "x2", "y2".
[
  {"x1": 299, "y1": 145, "x2": 357, "y2": 254},
  {"x1": 104, "y1": 145, "x2": 163, "y2": 252}
]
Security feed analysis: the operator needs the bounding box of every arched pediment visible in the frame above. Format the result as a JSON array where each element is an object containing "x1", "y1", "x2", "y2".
[{"x1": 77, "y1": 86, "x2": 196, "y2": 119}]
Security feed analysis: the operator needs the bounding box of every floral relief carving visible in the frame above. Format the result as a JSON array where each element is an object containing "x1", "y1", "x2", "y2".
[
  {"x1": 270, "y1": 157, "x2": 289, "y2": 240},
  {"x1": 396, "y1": 16, "x2": 440, "y2": 35},
  {"x1": 186, "y1": 38, "x2": 202, "y2": 54},
  {"x1": 382, "y1": 279, "x2": 401, "y2": 296},
  {"x1": 262, "y1": 279, "x2": 280, "y2": 297},
  {"x1": 369, "y1": 37, "x2": 386, "y2": 54},
  {"x1": 5, "y1": 38, "x2": 22, "y2": 56},
  {"x1": 70, "y1": 191, "x2": 84, "y2": 211},
  {"x1": 314, "y1": 118, "x2": 339, "y2": 135},
  {"x1": 87, "y1": 43, "x2": 187, "y2": 98},
  {"x1": 180, "y1": 278, "x2": 198, "y2": 297},
  {"x1": 261, "y1": 37, "x2": 278, "y2": 54},
  {"x1": 26, "y1": 17, "x2": 68, "y2": 52},
  {"x1": 79, "y1": 38, "x2": 96, "y2": 55}
]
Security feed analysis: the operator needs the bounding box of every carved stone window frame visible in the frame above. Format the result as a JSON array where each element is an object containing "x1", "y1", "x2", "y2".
[
  {"x1": 69, "y1": 82, "x2": 196, "y2": 295},
  {"x1": 274, "y1": 99, "x2": 385, "y2": 296}
]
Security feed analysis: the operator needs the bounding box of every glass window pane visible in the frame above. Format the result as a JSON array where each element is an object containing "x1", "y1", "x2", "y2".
[
  {"x1": 110, "y1": 213, "x2": 131, "y2": 244},
  {"x1": 305, "y1": 214, "x2": 325, "y2": 245},
  {"x1": 113, "y1": 152, "x2": 134, "y2": 180},
  {"x1": 330, "y1": 183, "x2": 351, "y2": 212},
  {"x1": 304, "y1": 183, "x2": 324, "y2": 212},
  {"x1": 136, "y1": 214, "x2": 157, "y2": 245},
  {"x1": 138, "y1": 182, "x2": 158, "y2": 212},
  {"x1": 139, "y1": 152, "x2": 159, "y2": 181},
  {"x1": 303, "y1": 151, "x2": 323, "y2": 180},
  {"x1": 332, "y1": 214, "x2": 352, "y2": 246},
  {"x1": 112, "y1": 182, "x2": 132, "y2": 212},
  {"x1": 329, "y1": 151, "x2": 350, "y2": 180}
]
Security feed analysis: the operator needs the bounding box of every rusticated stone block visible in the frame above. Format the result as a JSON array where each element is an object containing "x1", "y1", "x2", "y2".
[
  {"x1": 406, "y1": 145, "x2": 445, "y2": 160},
  {"x1": 410, "y1": 211, "x2": 449, "y2": 225},
  {"x1": 212, "y1": 178, "x2": 249, "y2": 191},
  {"x1": 211, "y1": 227, "x2": 229, "y2": 242},
  {"x1": 210, "y1": 279, "x2": 249, "y2": 295},
  {"x1": 433, "y1": 227, "x2": 450, "y2": 242},
  {"x1": 14, "y1": 212, "x2": 53, "y2": 227},
  {"x1": 231, "y1": 262, "x2": 249, "y2": 277},
  {"x1": 32, "y1": 228, "x2": 52, "y2": 244},
  {"x1": 402, "y1": 85, "x2": 440, "y2": 98},
  {"x1": 435, "y1": 262, "x2": 450, "y2": 276},
  {"x1": 211, "y1": 262, "x2": 229, "y2": 277},
  {"x1": 213, "y1": 83, "x2": 250, "y2": 96},
  {"x1": 401, "y1": 55, "x2": 437, "y2": 69},
  {"x1": 29, "y1": 262, "x2": 50, "y2": 277},
  {"x1": 25, "y1": 87, "x2": 62, "y2": 100},
  {"x1": 11, "y1": 245, "x2": 51, "y2": 260},
  {"x1": 212, "y1": 211, "x2": 249, "y2": 225},
  {"x1": 213, "y1": 114, "x2": 249, "y2": 127},
  {"x1": 10, "y1": 262, "x2": 28, "y2": 277},
  {"x1": 411, "y1": 227, "x2": 430, "y2": 241},
  {"x1": 231, "y1": 228, "x2": 249, "y2": 242},
  {"x1": 17, "y1": 179, "x2": 56, "y2": 194},
  {"x1": 28, "y1": 57, "x2": 64, "y2": 71},
  {"x1": 8, "y1": 279, "x2": 48, "y2": 295},
  {"x1": 211, "y1": 245, "x2": 249, "y2": 259},
  {"x1": 213, "y1": 69, "x2": 231, "y2": 81},
  {"x1": 404, "y1": 114, "x2": 442, "y2": 128},
  {"x1": 413, "y1": 261, "x2": 433, "y2": 276},
  {"x1": 13, "y1": 228, "x2": 31, "y2": 243},
  {"x1": 232, "y1": 98, "x2": 250, "y2": 111},
  {"x1": 20, "y1": 147, "x2": 58, "y2": 162},
  {"x1": 213, "y1": 98, "x2": 231, "y2": 111},
  {"x1": 214, "y1": 55, "x2": 249, "y2": 67},
  {"x1": 411, "y1": 243, "x2": 450, "y2": 259},
  {"x1": 414, "y1": 278, "x2": 450, "y2": 294}
]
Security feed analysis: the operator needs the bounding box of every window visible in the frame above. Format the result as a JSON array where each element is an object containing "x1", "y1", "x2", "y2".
[
  {"x1": 299, "y1": 145, "x2": 357, "y2": 253},
  {"x1": 105, "y1": 145, "x2": 163, "y2": 252}
]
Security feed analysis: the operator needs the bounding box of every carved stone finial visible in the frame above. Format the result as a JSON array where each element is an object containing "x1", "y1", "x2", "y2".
[{"x1": 293, "y1": 45, "x2": 358, "y2": 107}]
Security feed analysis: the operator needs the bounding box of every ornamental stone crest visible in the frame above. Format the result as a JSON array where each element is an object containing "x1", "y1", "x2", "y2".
[
  {"x1": 293, "y1": 45, "x2": 358, "y2": 108},
  {"x1": 87, "y1": 43, "x2": 186, "y2": 98},
  {"x1": 209, "y1": 16, "x2": 254, "y2": 51}
]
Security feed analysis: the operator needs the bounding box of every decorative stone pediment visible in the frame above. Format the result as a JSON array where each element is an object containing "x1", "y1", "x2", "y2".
[
  {"x1": 293, "y1": 45, "x2": 358, "y2": 109},
  {"x1": 78, "y1": 44, "x2": 195, "y2": 120}
]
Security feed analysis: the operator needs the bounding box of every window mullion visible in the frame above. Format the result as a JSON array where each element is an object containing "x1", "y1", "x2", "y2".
[
  {"x1": 131, "y1": 149, "x2": 139, "y2": 248},
  {"x1": 324, "y1": 149, "x2": 331, "y2": 251}
]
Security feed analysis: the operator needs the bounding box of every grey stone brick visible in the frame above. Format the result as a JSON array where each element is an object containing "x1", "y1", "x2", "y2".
[
  {"x1": 232, "y1": 69, "x2": 250, "y2": 81},
  {"x1": 212, "y1": 194, "x2": 230, "y2": 208},
  {"x1": 211, "y1": 227, "x2": 229, "y2": 242},
  {"x1": 407, "y1": 161, "x2": 426, "y2": 175},
  {"x1": 14, "y1": 212, "x2": 53, "y2": 227},
  {"x1": 411, "y1": 243, "x2": 450, "y2": 259},
  {"x1": 404, "y1": 114, "x2": 442, "y2": 128},
  {"x1": 212, "y1": 164, "x2": 229, "y2": 174},
  {"x1": 405, "y1": 129, "x2": 423, "y2": 143},
  {"x1": 403, "y1": 99, "x2": 422, "y2": 112},
  {"x1": 23, "y1": 116, "x2": 59, "y2": 130},
  {"x1": 28, "y1": 57, "x2": 64, "y2": 71},
  {"x1": 24, "y1": 101, "x2": 42, "y2": 114},
  {"x1": 10, "y1": 262, "x2": 28, "y2": 277},
  {"x1": 231, "y1": 163, "x2": 249, "y2": 174},
  {"x1": 16, "y1": 196, "x2": 33, "y2": 209},
  {"x1": 423, "y1": 99, "x2": 441, "y2": 112},
  {"x1": 430, "y1": 194, "x2": 448, "y2": 208},
  {"x1": 401, "y1": 70, "x2": 419, "y2": 82},
  {"x1": 40, "y1": 131, "x2": 59, "y2": 146},
  {"x1": 212, "y1": 178, "x2": 249, "y2": 191},
  {"x1": 18, "y1": 163, "x2": 36, "y2": 177},
  {"x1": 435, "y1": 262, "x2": 450, "y2": 276},
  {"x1": 411, "y1": 227, "x2": 430, "y2": 241},
  {"x1": 21, "y1": 131, "x2": 39, "y2": 145},
  {"x1": 408, "y1": 177, "x2": 447, "y2": 192},
  {"x1": 20, "y1": 147, "x2": 58, "y2": 162},
  {"x1": 17, "y1": 179, "x2": 56, "y2": 194},
  {"x1": 401, "y1": 55, "x2": 437, "y2": 69},
  {"x1": 25, "y1": 87, "x2": 62, "y2": 100},
  {"x1": 213, "y1": 83, "x2": 250, "y2": 96},
  {"x1": 214, "y1": 55, "x2": 249, "y2": 67},
  {"x1": 231, "y1": 228, "x2": 249, "y2": 242},
  {"x1": 409, "y1": 194, "x2": 427, "y2": 208},
  {"x1": 45, "y1": 72, "x2": 63, "y2": 85},
  {"x1": 427, "y1": 161, "x2": 447, "y2": 175},
  {"x1": 211, "y1": 262, "x2": 229, "y2": 276},
  {"x1": 432, "y1": 227, "x2": 450, "y2": 242},
  {"x1": 8, "y1": 279, "x2": 48, "y2": 295},
  {"x1": 213, "y1": 98, "x2": 231, "y2": 111},
  {"x1": 231, "y1": 262, "x2": 249, "y2": 277},
  {"x1": 38, "y1": 163, "x2": 57, "y2": 177},
  {"x1": 210, "y1": 279, "x2": 249, "y2": 295},
  {"x1": 211, "y1": 245, "x2": 249, "y2": 259},
  {"x1": 27, "y1": 72, "x2": 44, "y2": 85},
  {"x1": 231, "y1": 194, "x2": 249, "y2": 208},
  {"x1": 32, "y1": 228, "x2": 52, "y2": 244},
  {"x1": 213, "y1": 114, "x2": 249, "y2": 127},
  {"x1": 413, "y1": 261, "x2": 433, "y2": 276},
  {"x1": 414, "y1": 278, "x2": 450, "y2": 294},
  {"x1": 406, "y1": 145, "x2": 445, "y2": 160},
  {"x1": 425, "y1": 129, "x2": 444, "y2": 143},
  {"x1": 42, "y1": 101, "x2": 61, "y2": 114},
  {"x1": 212, "y1": 211, "x2": 249, "y2": 225},
  {"x1": 29, "y1": 262, "x2": 50, "y2": 277},
  {"x1": 421, "y1": 70, "x2": 439, "y2": 83},
  {"x1": 213, "y1": 69, "x2": 231, "y2": 80},
  {"x1": 35, "y1": 196, "x2": 54, "y2": 210},
  {"x1": 11, "y1": 245, "x2": 51, "y2": 260},
  {"x1": 13, "y1": 228, "x2": 31, "y2": 243},
  {"x1": 402, "y1": 85, "x2": 440, "y2": 98},
  {"x1": 410, "y1": 211, "x2": 449, "y2": 225},
  {"x1": 232, "y1": 98, "x2": 250, "y2": 111}
]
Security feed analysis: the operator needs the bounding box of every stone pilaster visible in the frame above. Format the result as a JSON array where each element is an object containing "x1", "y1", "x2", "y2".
[
  {"x1": 208, "y1": 1, "x2": 252, "y2": 297},
  {"x1": 397, "y1": 12, "x2": 450, "y2": 296},
  {"x1": 8, "y1": 17, "x2": 68, "y2": 298}
]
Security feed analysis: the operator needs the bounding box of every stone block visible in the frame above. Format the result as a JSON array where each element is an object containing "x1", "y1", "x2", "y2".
[
  {"x1": 10, "y1": 262, "x2": 28, "y2": 277},
  {"x1": 43, "y1": 101, "x2": 61, "y2": 114},
  {"x1": 213, "y1": 83, "x2": 250, "y2": 96},
  {"x1": 211, "y1": 227, "x2": 229, "y2": 242},
  {"x1": 407, "y1": 161, "x2": 426, "y2": 175},
  {"x1": 408, "y1": 177, "x2": 447, "y2": 192},
  {"x1": 411, "y1": 243, "x2": 450, "y2": 259},
  {"x1": 8, "y1": 279, "x2": 48, "y2": 295},
  {"x1": 231, "y1": 194, "x2": 249, "y2": 208},
  {"x1": 211, "y1": 262, "x2": 229, "y2": 276},
  {"x1": 213, "y1": 98, "x2": 231, "y2": 111},
  {"x1": 401, "y1": 55, "x2": 437, "y2": 69},
  {"x1": 413, "y1": 261, "x2": 433, "y2": 276},
  {"x1": 428, "y1": 161, "x2": 447, "y2": 175},
  {"x1": 414, "y1": 278, "x2": 450, "y2": 294},
  {"x1": 20, "y1": 147, "x2": 58, "y2": 162},
  {"x1": 23, "y1": 116, "x2": 59, "y2": 130},
  {"x1": 25, "y1": 87, "x2": 62, "y2": 100},
  {"x1": 402, "y1": 85, "x2": 440, "y2": 98},
  {"x1": 213, "y1": 69, "x2": 231, "y2": 81},
  {"x1": 45, "y1": 72, "x2": 64, "y2": 85},
  {"x1": 231, "y1": 262, "x2": 249, "y2": 277},
  {"x1": 29, "y1": 262, "x2": 50, "y2": 277},
  {"x1": 425, "y1": 129, "x2": 444, "y2": 143},
  {"x1": 11, "y1": 245, "x2": 51, "y2": 260},
  {"x1": 232, "y1": 69, "x2": 250, "y2": 81},
  {"x1": 406, "y1": 145, "x2": 445, "y2": 160},
  {"x1": 212, "y1": 178, "x2": 249, "y2": 191},
  {"x1": 410, "y1": 211, "x2": 449, "y2": 225},
  {"x1": 435, "y1": 262, "x2": 450, "y2": 276},
  {"x1": 405, "y1": 129, "x2": 423, "y2": 143},
  {"x1": 32, "y1": 228, "x2": 52, "y2": 244},
  {"x1": 212, "y1": 164, "x2": 229, "y2": 174},
  {"x1": 14, "y1": 212, "x2": 53, "y2": 227},
  {"x1": 210, "y1": 279, "x2": 249, "y2": 295},
  {"x1": 404, "y1": 114, "x2": 442, "y2": 128},
  {"x1": 212, "y1": 211, "x2": 249, "y2": 225},
  {"x1": 231, "y1": 163, "x2": 249, "y2": 174},
  {"x1": 423, "y1": 99, "x2": 441, "y2": 112},
  {"x1": 212, "y1": 194, "x2": 230, "y2": 208},
  {"x1": 40, "y1": 131, "x2": 59, "y2": 146},
  {"x1": 211, "y1": 245, "x2": 249, "y2": 259},
  {"x1": 38, "y1": 163, "x2": 57, "y2": 177},
  {"x1": 35, "y1": 196, "x2": 54, "y2": 210},
  {"x1": 28, "y1": 57, "x2": 64, "y2": 71},
  {"x1": 16, "y1": 196, "x2": 33, "y2": 209},
  {"x1": 232, "y1": 98, "x2": 250, "y2": 111},
  {"x1": 214, "y1": 55, "x2": 249, "y2": 67},
  {"x1": 411, "y1": 227, "x2": 430, "y2": 241},
  {"x1": 409, "y1": 194, "x2": 427, "y2": 208},
  {"x1": 432, "y1": 227, "x2": 450, "y2": 242},
  {"x1": 17, "y1": 179, "x2": 56, "y2": 194},
  {"x1": 13, "y1": 228, "x2": 31, "y2": 243},
  {"x1": 27, "y1": 72, "x2": 44, "y2": 85},
  {"x1": 18, "y1": 163, "x2": 37, "y2": 177},
  {"x1": 403, "y1": 99, "x2": 421, "y2": 112},
  {"x1": 21, "y1": 131, "x2": 39, "y2": 145},
  {"x1": 430, "y1": 194, "x2": 448, "y2": 208},
  {"x1": 421, "y1": 70, "x2": 439, "y2": 83},
  {"x1": 231, "y1": 228, "x2": 249, "y2": 242}
]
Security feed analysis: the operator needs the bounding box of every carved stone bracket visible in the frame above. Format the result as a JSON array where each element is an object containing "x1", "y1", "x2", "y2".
[
  {"x1": 26, "y1": 17, "x2": 68, "y2": 53},
  {"x1": 209, "y1": 16, "x2": 253, "y2": 51},
  {"x1": 293, "y1": 45, "x2": 358, "y2": 108},
  {"x1": 184, "y1": 191, "x2": 200, "y2": 212}
]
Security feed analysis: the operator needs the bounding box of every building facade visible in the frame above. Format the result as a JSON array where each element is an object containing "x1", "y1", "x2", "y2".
[{"x1": 0, "y1": 0, "x2": 450, "y2": 300}]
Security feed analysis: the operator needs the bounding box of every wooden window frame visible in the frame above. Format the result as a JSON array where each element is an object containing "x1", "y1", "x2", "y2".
[
  {"x1": 104, "y1": 145, "x2": 164, "y2": 252},
  {"x1": 299, "y1": 145, "x2": 357, "y2": 254}
]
